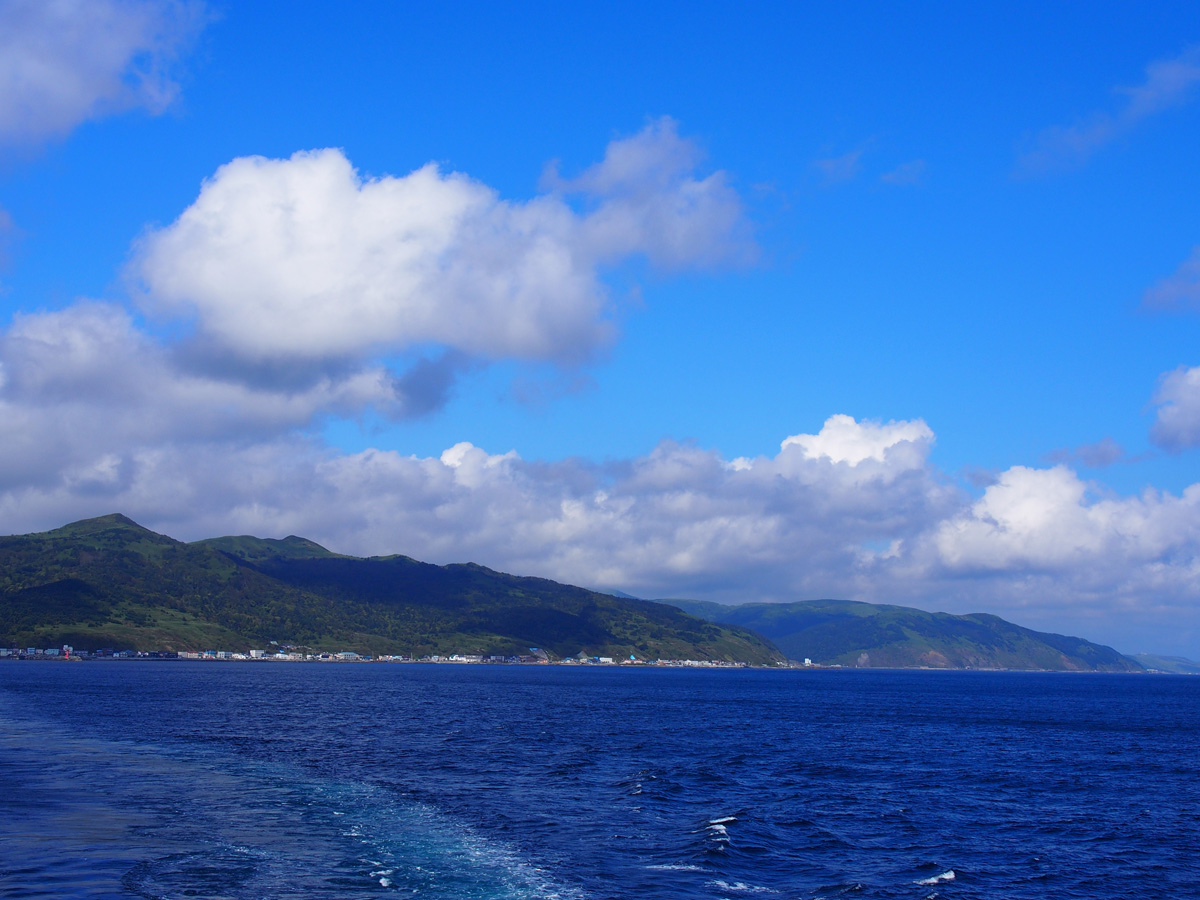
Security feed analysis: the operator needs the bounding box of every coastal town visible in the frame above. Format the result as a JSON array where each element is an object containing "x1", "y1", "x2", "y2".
[{"x1": 0, "y1": 644, "x2": 773, "y2": 667}]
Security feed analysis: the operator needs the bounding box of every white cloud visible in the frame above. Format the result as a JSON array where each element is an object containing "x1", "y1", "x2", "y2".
[
  {"x1": 928, "y1": 466, "x2": 1200, "y2": 607},
  {"x1": 781, "y1": 414, "x2": 934, "y2": 468},
  {"x1": 1151, "y1": 365, "x2": 1200, "y2": 451},
  {"x1": 1017, "y1": 44, "x2": 1200, "y2": 175},
  {"x1": 1144, "y1": 246, "x2": 1200, "y2": 311},
  {"x1": 0, "y1": 302, "x2": 402, "y2": 490},
  {"x1": 546, "y1": 117, "x2": 753, "y2": 270},
  {"x1": 0, "y1": 0, "x2": 206, "y2": 144},
  {"x1": 934, "y1": 466, "x2": 1109, "y2": 569},
  {"x1": 132, "y1": 120, "x2": 750, "y2": 368},
  {"x1": 134, "y1": 150, "x2": 604, "y2": 365}
]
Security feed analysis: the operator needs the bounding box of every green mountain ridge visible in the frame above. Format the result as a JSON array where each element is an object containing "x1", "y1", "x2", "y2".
[
  {"x1": 664, "y1": 597, "x2": 1142, "y2": 672},
  {"x1": 1, "y1": 515, "x2": 1149, "y2": 671},
  {"x1": 1132, "y1": 653, "x2": 1200, "y2": 675},
  {"x1": 0, "y1": 514, "x2": 782, "y2": 663}
]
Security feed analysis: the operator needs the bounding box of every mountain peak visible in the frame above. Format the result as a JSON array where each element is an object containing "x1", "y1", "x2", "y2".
[
  {"x1": 47, "y1": 513, "x2": 161, "y2": 538},
  {"x1": 40, "y1": 514, "x2": 177, "y2": 551},
  {"x1": 64, "y1": 512, "x2": 142, "y2": 529}
]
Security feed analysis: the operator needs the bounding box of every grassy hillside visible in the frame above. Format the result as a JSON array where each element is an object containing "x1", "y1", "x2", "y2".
[
  {"x1": 667, "y1": 597, "x2": 1141, "y2": 672},
  {"x1": 0, "y1": 515, "x2": 782, "y2": 663}
]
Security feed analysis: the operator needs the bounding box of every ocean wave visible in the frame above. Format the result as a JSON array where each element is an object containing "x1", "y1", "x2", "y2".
[{"x1": 915, "y1": 870, "x2": 956, "y2": 886}]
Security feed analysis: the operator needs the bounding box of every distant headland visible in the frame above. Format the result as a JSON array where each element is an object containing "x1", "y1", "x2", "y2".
[{"x1": 0, "y1": 514, "x2": 1153, "y2": 672}]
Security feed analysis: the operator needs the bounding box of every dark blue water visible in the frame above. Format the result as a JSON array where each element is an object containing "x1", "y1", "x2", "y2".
[{"x1": 1, "y1": 664, "x2": 1197, "y2": 899}]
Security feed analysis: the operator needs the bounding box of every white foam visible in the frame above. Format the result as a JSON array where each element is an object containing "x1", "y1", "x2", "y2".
[
  {"x1": 646, "y1": 863, "x2": 704, "y2": 872},
  {"x1": 708, "y1": 878, "x2": 778, "y2": 894},
  {"x1": 335, "y1": 784, "x2": 586, "y2": 900},
  {"x1": 709, "y1": 816, "x2": 738, "y2": 825},
  {"x1": 915, "y1": 870, "x2": 955, "y2": 886}
]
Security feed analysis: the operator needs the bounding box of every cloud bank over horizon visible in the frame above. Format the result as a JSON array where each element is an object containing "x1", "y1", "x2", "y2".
[{"x1": 2, "y1": 336, "x2": 1199, "y2": 654}]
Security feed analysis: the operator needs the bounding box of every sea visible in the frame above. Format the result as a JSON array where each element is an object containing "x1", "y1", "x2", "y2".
[{"x1": 1, "y1": 663, "x2": 1197, "y2": 900}]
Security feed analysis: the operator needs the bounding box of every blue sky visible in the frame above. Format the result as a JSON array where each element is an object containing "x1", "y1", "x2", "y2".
[{"x1": 2, "y1": 1, "x2": 1200, "y2": 655}]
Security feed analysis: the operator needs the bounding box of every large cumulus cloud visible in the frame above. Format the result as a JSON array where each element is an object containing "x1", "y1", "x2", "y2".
[{"x1": 131, "y1": 118, "x2": 749, "y2": 370}]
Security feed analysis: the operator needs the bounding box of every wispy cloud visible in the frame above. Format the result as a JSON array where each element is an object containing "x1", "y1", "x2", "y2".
[
  {"x1": 0, "y1": 204, "x2": 15, "y2": 273},
  {"x1": 880, "y1": 159, "x2": 926, "y2": 186},
  {"x1": 812, "y1": 147, "x2": 865, "y2": 186},
  {"x1": 1045, "y1": 436, "x2": 1125, "y2": 468},
  {"x1": 1016, "y1": 44, "x2": 1200, "y2": 176},
  {"x1": 0, "y1": 0, "x2": 209, "y2": 146},
  {"x1": 1144, "y1": 246, "x2": 1200, "y2": 311}
]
